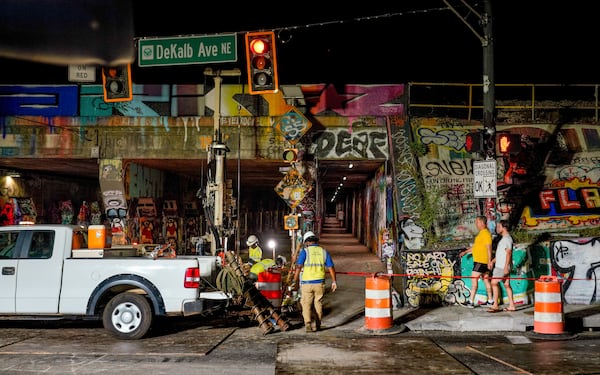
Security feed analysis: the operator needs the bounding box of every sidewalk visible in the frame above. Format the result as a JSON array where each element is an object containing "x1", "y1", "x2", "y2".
[{"x1": 317, "y1": 231, "x2": 600, "y2": 335}]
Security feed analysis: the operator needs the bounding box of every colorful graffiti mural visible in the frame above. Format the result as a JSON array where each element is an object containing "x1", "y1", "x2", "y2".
[
  {"x1": 5, "y1": 82, "x2": 600, "y2": 308},
  {"x1": 402, "y1": 244, "x2": 536, "y2": 308}
]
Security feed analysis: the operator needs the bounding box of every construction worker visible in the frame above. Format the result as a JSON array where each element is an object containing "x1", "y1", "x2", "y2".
[
  {"x1": 293, "y1": 231, "x2": 337, "y2": 332},
  {"x1": 246, "y1": 234, "x2": 263, "y2": 265},
  {"x1": 249, "y1": 258, "x2": 276, "y2": 280}
]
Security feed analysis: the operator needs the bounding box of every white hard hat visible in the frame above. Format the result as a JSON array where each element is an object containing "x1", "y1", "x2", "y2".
[
  {"x1": 246, "y1": 235, "x2": 258, "y2": 246},
  {"x1": 303, "y1": 231, "x2": 317, "y2": 242}
]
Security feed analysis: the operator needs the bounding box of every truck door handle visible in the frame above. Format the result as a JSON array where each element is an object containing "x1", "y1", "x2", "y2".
[{"x1": 2, "y1": 267, "x2": 15, "y2": 275}]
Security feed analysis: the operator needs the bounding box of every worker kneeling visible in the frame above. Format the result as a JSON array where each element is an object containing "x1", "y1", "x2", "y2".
[
  {"x1": 250, "y1": 258, "x2": 283, "y2": 308},
  {"x1": 249, "y1": 258, "x2": 276, "y2": 280}
]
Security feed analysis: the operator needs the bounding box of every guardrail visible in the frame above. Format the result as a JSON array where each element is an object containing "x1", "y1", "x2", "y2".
[{"x1": 408, "y1": 82, "x2": 600, "y2": 122}]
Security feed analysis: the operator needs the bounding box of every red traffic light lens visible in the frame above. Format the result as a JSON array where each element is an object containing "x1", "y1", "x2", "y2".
[
  {"x1": 465, "y1": 131, "x2": 483, "y2": 153},
  {"x1": 106, "y1": 68, "x2": 119, "y2": 78},
  {"x1": 252, "y1": 56, "x2": 269, "y2": 70},
  {"x1": 465, "y1": 135, "x2": 474, "y2": 151},
  {"x1": 249, "y1": 38, "x2": 269, "y2": 55}
]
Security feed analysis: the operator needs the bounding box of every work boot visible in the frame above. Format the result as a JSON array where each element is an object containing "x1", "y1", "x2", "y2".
[{"x1": 305, "y1": 322, "x2": 312, "y2": 332}]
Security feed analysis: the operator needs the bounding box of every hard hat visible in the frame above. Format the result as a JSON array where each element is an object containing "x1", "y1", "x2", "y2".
[
  {"x1": 276, "y1": 255, "x2": 287, "y2": 266},
  {"x1": 246, "y1": 235, "x2": 258, "y2": 246},
  {"x1": 303, "y1": 231, "x2": 317, "y2": 242}
]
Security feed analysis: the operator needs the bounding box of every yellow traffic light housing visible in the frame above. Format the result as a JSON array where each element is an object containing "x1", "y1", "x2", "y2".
[
  {"x1": 102, "y1": 64, "x2": 133, "y2": 102},
  {"x1": 245, "y1": 31, "x2": 278, "y2": 94}
]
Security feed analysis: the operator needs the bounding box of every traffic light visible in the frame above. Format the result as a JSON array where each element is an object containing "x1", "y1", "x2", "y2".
[
  {"x1": 464, "y1": 131, "x2": 484, "y2": 153},
  {"x1": 245, "y1": 31, "x2": 278, "y2": 94},
  {"x1": 102, "y1": 64, "x2": 133, "y2": 102},
  {"x1": 282, "y1": 148, "x2": 298, "y2": 163},
  {"x1": 497, "y1": 133, "x2": 521, "y2": 154}
]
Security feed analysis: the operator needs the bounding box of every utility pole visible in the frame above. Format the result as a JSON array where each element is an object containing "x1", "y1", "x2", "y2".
[
  {"x1": 482, "y1": 0, "x2": 495, "y2": 159},
  {"x1": 443, "y1": 0, "x2": 495, "y2": 150},
  {"x1": 202, "y1": 68, "x2": 241, "y2": 255},
  {"x1": 444, "y1": 0, "x2": 497, "y2": 222}
]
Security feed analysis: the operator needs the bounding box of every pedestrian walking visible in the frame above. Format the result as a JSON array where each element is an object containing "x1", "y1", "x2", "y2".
[
  {"x1": 459, "y1": 215, "x2": 494, "y2": 308},
  {"x1": 487, "y1": 219, "x2": 516, "y2": 312},
  {"x1": 292, "y1": 231, "x2": 337, "y2": 332},
  {"x1": 337, "y1": 209, "x2": 344, "y2": 227},
  {"x1": 246, "y1": 234, "x2": 263, "y2": 265}
]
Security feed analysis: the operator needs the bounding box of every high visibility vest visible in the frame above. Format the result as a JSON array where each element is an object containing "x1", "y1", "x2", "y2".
[
  {"x1": 249, "y1": 245, "x2": 263, "y2": 263},
  {"x1": 300, "y1": 245, "x2": 326, "y2": 282},
  {"x1": 250, "y1": 258, "x2": 275, "y2": 276}
]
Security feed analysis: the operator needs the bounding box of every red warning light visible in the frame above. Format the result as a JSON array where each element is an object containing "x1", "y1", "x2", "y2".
[{"x1": 249, "y1": 38, "x2": 268, "y2": 55}]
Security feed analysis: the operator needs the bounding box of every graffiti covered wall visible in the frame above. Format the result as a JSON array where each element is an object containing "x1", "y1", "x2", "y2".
[{"x1": 5, "y1": 83, "x2": 600, "y2": 307}]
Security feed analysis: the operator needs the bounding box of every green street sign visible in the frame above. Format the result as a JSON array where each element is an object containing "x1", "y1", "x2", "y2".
[{"x1": 138, "y1": 34, "x2": 237, "y2": 67}]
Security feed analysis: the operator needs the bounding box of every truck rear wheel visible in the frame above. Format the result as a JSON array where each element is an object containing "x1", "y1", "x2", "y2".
[{"x1": 103, "y1": 292, "x2": 153, "y2": 340}]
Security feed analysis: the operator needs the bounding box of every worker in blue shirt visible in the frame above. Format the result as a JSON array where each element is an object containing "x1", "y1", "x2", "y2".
[{"x1": 292, "y1": 231, "x2": 337, "y2": 332}]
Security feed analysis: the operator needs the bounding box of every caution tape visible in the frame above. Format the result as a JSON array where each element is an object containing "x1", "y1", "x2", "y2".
[{"x1": 336, "y1": 271, "x2": 591, "y2": 282}]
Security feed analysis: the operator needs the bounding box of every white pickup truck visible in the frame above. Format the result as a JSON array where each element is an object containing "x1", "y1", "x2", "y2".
[{"x1": 0, "y1": 224, "x2": 229, "y2": 339}]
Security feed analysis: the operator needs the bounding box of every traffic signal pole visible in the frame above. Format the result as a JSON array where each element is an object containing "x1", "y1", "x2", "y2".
[
  {"x1": 443, "y1": 0, "x2": 495, "y2": 146},
  {"x1": 444, "y1": 0, "x2": 496, "y2": 220},
  {"x1": 482, "y1": 0, "x2": 496, "y2": 159}
]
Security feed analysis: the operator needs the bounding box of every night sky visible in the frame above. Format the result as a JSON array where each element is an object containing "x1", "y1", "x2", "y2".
[{"x1": 0, "y1": 1, "x2": 597, "y2": 86}]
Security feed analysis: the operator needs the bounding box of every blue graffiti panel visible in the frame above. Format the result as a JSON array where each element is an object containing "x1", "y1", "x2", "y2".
[{"x1": 0, "y1": 85, "x2": 78, "y2": 116}]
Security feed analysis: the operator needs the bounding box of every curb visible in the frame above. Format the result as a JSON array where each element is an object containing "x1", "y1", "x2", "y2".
[
  {"x1": 355, "y1": 324, "x2": 407, "y2": 336},
  {"x1": 525, "y1": 330, "x2": 579, "y2": 341}
]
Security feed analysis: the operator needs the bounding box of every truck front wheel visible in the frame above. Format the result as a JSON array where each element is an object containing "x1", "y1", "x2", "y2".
[{"x1": 103, "y1": 292, "x2": 153, "y2": 340}]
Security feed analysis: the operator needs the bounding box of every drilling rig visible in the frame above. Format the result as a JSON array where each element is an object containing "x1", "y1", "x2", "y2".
[{"x1": 196, "y1": 68, "x2": 238, "y2": 256}]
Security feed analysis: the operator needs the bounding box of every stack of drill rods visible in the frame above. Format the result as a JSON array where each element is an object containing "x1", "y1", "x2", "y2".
[
  {"x1": 225, "y1": 251, "x2": 245, "y2": 278},
  {"x1": 249, "y1": 304, "x2": 275, "y2": 335},
  {"x1": 243, "y1": 280, "x2": 291, "y2": 332},
  {"x1": 224, "y1": 251, "x2": 292, "y2": 333}
]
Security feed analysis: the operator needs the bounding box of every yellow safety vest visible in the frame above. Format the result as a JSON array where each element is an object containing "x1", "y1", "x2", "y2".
[
  {"x1": 249, "y1": 245, "x2": 263, "y2": 263},
  {"x1": 250, "y1": 258, "x2": 275, "y2": 276},
  {"x1": 300, "y1": 245, "x2": 326, "y2": 282}
]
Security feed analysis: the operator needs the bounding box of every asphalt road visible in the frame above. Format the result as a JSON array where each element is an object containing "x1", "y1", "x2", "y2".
[{"x1": 1, "y1": 313, "x2": 600, "y2": 375}]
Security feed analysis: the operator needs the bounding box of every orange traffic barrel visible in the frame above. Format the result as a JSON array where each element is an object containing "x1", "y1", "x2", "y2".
[
  {"x1": 365, "y1": 275, "x2": 393, "y2": 330},
  {"x1": 256, "y1": 270, "x2": 282, "y2": 307},
  {"x1": 534, "y1": 275, "x2": 564, "y2": 334}
]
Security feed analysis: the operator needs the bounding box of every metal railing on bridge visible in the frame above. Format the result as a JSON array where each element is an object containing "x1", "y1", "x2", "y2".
[{"x1": 408, "y1": 82, "x2": 600, "y2": 123}]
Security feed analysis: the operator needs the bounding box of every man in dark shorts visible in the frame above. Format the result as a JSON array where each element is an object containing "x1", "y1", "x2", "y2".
[{"x1": 459, "y1": 215, "x2": 494, "y2": 308}]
